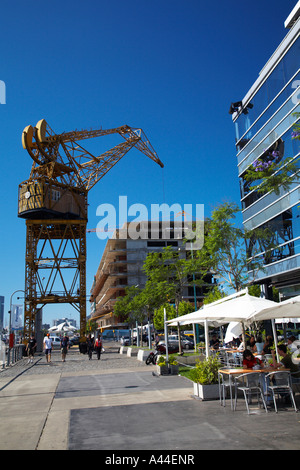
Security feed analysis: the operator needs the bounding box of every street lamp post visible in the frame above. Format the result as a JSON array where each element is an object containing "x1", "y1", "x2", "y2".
[
  {"x1": 190, "y1": 243, "x2": 200, "y2": 345},
  {"x1": 8, "y1": 289, "x2": 24, "y2": 366}
]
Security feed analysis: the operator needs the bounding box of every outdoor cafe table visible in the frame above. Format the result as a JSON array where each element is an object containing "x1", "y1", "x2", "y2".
[{"x1": 218, "y1": 367, "x2": 287, "y2": 410}]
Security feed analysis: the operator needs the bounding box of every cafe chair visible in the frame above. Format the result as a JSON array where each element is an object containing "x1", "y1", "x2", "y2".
[
  {"x1": 216, "y1": 350, "x2": 227, "y2": 367},
  {"x1": 291, "y1": 371, "x2": 300, "y2": 395},
  {"x1": 234, "y1": 372, "x2": 268, "y2": 414},
  {"x1": 264, "y1": 371, "x2": 298, "y2": 413},
  {"x1": 218, "y1": 368, "x2": 234, "y2": 407},
  {"x1": 226, "y1": 351, "x2": 242, "y2": 367}
]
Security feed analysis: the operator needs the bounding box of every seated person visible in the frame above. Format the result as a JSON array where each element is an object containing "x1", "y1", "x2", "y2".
[
  {"x1": 255, "y1": 335, "x2": 264, "y2": 354},
  {"x1": 287, "y1": 336, "x2": 300, "y2": 353},
  {"x1": 262, "y1": 335, "x2": 274, "y2": 355},
  {"x1": 237, "y1": 335, "x2": 245, "y2": 351},
  {"x1": 248, "y1": 335, "x2": 256, "y2": 352},
  {"x1": 271, "y1": 344, "x2": 300, "y2": 380},
  {"x1": 209, "y1": 334, "x2": 220, "y2": 350},
  {"x1": 242, "y1": 350, "x2": 263, "y2": 369},
  {"x1": 232, "y1": 336, "x2": 241, "y2": 348}
]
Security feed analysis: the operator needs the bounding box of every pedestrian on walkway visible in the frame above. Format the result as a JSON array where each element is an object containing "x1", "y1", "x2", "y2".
[
  {"x1": 94, "y1": 334, "x2": 102, "y2": 360},
  {"x1": 87, "y1": 334, "x2": 94, "y2": 360},
  {"x1": 43, "y1": 334, "x2": 53, "y2": 363},
  {"x1": 26, "y1": 334, "x2": 37, "y2": 364},
  {"x1": 61, "y1": 333, "x2": 69, "y2": 362}
]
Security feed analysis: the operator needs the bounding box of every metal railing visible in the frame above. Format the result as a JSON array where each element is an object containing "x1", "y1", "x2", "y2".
[{"x1": 2, "y1": 345, "x2": 26, "y2": 369}]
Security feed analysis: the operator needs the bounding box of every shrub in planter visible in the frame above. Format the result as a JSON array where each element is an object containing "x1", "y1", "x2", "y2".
[
  {"x1": 190, "y1": 355, "x2": 221, "y2": 385},
  {"x1": 156, "y1": 355, "x2": 169, "y2": 375},
  {"x1": 168, "y1": 354, "x2": 179, "y2": 375},
  {"x1": 190, "y1": 355, "x2": 221, "y2": 400}
]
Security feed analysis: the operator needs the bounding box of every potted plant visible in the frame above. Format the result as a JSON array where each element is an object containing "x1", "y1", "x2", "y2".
[
  {"x1": 168, "y1": 355, "x2": 179, "y2": 375},
  {"x1": 189, "y1": 355, "x2": 221, "y2": 400},
  {"x1": 156, "y1": 356, "x2": 169, "y2": 375}
]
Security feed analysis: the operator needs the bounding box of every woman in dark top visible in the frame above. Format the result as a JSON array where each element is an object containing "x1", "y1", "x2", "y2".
[{"x1": 263, "y1": 335, "x2": 274, "y2": 354}]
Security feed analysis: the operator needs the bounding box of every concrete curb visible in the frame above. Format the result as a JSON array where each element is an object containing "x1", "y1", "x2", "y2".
[{"x1": 137, "y1": 349, "x2": 150, "y2": 361}]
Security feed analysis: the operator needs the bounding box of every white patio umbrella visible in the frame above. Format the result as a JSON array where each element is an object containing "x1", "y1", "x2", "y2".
[
  {"x1": 166, "y1": 290, "x2": 278, "y2": 357},
  {"x1": 248, "y1": 295, "x2": 300, "y2": 323},
  {"x1": 224, "y1": 322, "x2": 243, "y2": 344}
]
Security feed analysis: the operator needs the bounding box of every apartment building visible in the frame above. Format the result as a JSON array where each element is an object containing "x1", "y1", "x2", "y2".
[{"x1": 89, "y1": 221, "x2": 213, "y2": 330}]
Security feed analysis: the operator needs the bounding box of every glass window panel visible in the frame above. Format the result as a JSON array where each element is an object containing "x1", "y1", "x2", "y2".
[
  {"x1": 236, "y1": 71, "x2": 300, "y2": 153},
  {"x1": 246, "y1": 204, "x2": 300, "y2": 264},
  {"x1": 237, "y1": 90, "x2": 300, "y2": 164},
  {"x1": 240, "y1": 126, "x2": 300, "y2": 211},
  {"x1": 284, "y1": 37, "x2": 300, "y2": 80},
  {"x1": 238, "y1": 105, "x2": 300, "y2": 175},
  {"x1": 267, "y1": 59, "x2": 286, "y2": 101},
  {"x1": 234, "y1": 36, "x2": 300, "y2": 145}
]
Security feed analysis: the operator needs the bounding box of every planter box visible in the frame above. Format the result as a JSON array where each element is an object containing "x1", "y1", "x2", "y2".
[
  {"x1": 193, "y1": 382, "x2": 219, "y2": 401},
  {"x1": 169, "y1": 364, "x2": 179, "y2": 375},
  {"x1": 156, "y1": 364, "x2": 169, "y2": 376},
  {"x1": 178, "y1": 354, "x2": 205, "y2": 366}
]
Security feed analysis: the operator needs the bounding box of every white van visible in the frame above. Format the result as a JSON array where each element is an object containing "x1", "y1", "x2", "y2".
[{"x1": 49, "y1": 336, "x2": 61, "y2": 349}]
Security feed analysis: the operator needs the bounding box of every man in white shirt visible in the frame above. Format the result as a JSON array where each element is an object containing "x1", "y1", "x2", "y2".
[{"x1": 43, "y1": 334, "x2": 53, "y2": 363}]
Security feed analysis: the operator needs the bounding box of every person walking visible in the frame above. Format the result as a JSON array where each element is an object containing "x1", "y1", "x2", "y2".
[
  {"x1": 43, "y1": 333, "x2": 53, "y2": 363},
  {"x1": 26, "y1": 334, "x2": 37, "y2": 364},
  {"x1": 94, "y1": 334, "x2": 102, "y2": 360},
  {"x1": 87, "y1": 334, "x2": 94, "y2": 360},
  {"x1": 61, "y1": 333, "x2": 69, "y2": 362}
]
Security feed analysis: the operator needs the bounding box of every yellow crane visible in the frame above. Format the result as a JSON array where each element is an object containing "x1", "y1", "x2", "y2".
[{"x1": 18, "y1": 119, "x2": 163, "y2": 342}]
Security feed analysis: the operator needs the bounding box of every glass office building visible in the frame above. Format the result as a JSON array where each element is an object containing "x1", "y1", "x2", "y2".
[{"x1": 231, "y1": 3, "x2": 300, "y2": 299}]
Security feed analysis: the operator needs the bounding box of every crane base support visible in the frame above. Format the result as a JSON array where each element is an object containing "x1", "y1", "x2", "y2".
[{"x1": 23, "y1": 219, "x2": 87, "y2": 342}]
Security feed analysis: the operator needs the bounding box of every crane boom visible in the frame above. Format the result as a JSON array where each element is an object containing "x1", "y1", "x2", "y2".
[{"x1": 22, "y1": 120, "x2": 163, "y2": 191}]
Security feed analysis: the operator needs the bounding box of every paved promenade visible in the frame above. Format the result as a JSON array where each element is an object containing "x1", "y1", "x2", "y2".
[{"x1": 0, "y1": 344, "x2": 300, "y2": 452}]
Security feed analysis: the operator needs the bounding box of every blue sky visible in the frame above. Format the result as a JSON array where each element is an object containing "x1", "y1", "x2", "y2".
[{"x1": 0, "y1": 0, "x2": 297, "y2": 326}]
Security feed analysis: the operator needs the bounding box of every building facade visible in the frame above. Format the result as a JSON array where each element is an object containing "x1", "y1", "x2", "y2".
[
  {"x1": 90, "y1": 221, "x2": 213, "y2": 330},
  {"x1": 231, "y1": 2, "x2": 300, "y2": 300}
]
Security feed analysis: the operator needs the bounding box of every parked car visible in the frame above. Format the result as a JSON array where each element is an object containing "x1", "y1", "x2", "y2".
[
  {"x1": 168, "y1": 334, "x2": 194, "y2": 350},
  {"x1": 120, "y1": 336, "x2": 131, "y2": 346},
  {"x1": 157, "y1": 342, "x2": 179, "y2": 354},
  {"x1": 70, "y1": 336, "x2": 80, "y2": 345},
  {"x1": 49, "y1": 336, "x2": 62, "y2": 349}
]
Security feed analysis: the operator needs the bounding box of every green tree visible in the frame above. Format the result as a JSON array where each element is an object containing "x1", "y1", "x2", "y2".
[
  {"x1": 244, "y1": 156, "x2": 299, "y2": 195},
  {"x1": 194, "y1": 202, "x2": 250, "y2": 291},
  {"x1": 193, "y1": 202, "x2": 274, "y2": 293},
  {"x1": 113, "y1": 285, "x2": 144, "y2": 325},
  {"x1": 153, "y1": 303, "x2": 176, "y2": 330},
  {"x1": 203, "y1": 286, "x2": 226, "y2": 305},
  {"x1": 142, "y1": 245, "x2": 189, "y2": 315},
  {"x1": 178, "y1": 300, "x2": 195, "y2": 316},
  {"x1": 86, "y1": 319, "x2": 97, "y2": 334}
]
